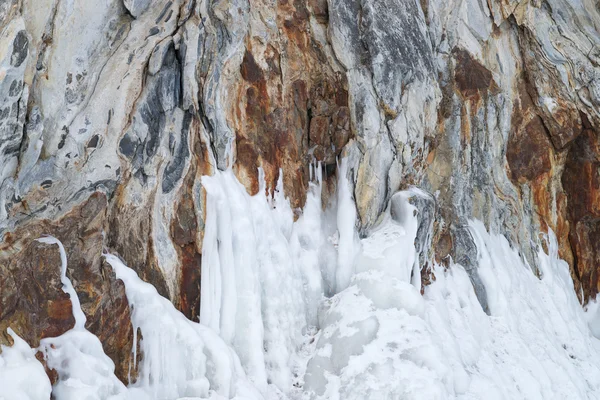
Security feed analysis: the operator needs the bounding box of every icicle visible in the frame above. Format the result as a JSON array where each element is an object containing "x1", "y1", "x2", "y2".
[
  {"x1": 200, "y1": 171, "x2": 268, "y2": 391},
  {"x1": 316, "y1": 161, "x2": 323, "y2": 190},
  {"x1": 258, "y1": 166, "x2": 267, "y2": 199},
  {"x1": 199, "y1": 174, "x2": 222, "y2": 335},
  {"x1": 335, "y1": 158, "x2": 358, "y2": 293},
  {"x1": 105, "y1": 253, "x2": 261, "y2": 399},
  {"x1": 36, "y1": 236, "x2": 86, "y2": 330}
]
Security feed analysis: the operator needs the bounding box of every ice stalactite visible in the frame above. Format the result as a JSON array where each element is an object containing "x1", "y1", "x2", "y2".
[
  {"x1": 2, "y1": 169, "x2": 600, "y2": 400},
  {"x1": 199, "y1": 168, "x2": 329, "y2": 393},
  {"x1": 334, "y1": 159, "x2": 359, "y2": 293},
  {"x1": 104, "y1": 254, "x2": 262, "y2": 400},
  {"x1": 197, "y1": 164, "x2": 435, "y2": 396}
]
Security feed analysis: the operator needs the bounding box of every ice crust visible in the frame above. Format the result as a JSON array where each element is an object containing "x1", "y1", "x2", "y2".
[{"x1": 2, "y1": 169, "x2": 600, "y2": 399}]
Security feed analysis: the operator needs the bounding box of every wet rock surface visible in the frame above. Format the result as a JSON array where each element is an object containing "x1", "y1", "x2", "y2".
[{"x1": 2, "y1": 0, "x2": 600, "y2": 385}]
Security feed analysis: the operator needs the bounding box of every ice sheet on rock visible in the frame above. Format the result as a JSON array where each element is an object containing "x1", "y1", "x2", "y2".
[
  {"x1": 0, "y1": 328, "x2": 52, "y2": 400},
  {"x1": 105, "y1": 254, "x2": 263, "y2": 400},
  {"x1": 32, "y1": 235, "x2": 263, "y2": 400},
  {"x1": 304, "y1": 220, "x2": 600, "y2": 399},
  {"x1": 36, "y1": 236, "x2": 86, "y2": 329},
  {"x1": 200, "y1": 168, "x2": 331, "y2": 393},
  {"x1": 36, "y1": 236, "x2": 135, "y2": 400},
  {"x1": 356, "y1": 190, "x2": 419, "y2": 285}
]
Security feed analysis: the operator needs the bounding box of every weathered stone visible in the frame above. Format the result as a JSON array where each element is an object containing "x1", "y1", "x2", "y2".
[
  {"x1": 453, "y1": 48, "x2": 497, "y2": 99},
  {"x1": 0, "y1": 193, "x2": 133, "y2": 382},
  {"x1": 124, "y1": 0, "x2": 152, "y2": 18},
  {"x1": 308, "y1": 0, "x2": 328, "y2": 22},
  {"x1": 230, "y1": 1, "x2": 350, "y2": 209},
  {"x1": 507, "y1": 116, "x2": 553, "y2": 183},
  {"x1": 563, "y1": 129, "x2": 600, "y2": 300}
]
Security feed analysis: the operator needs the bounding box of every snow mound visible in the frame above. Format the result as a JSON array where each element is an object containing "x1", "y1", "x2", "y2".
[
  {"x1": 0, "y1": 328, "x2": 52, "y2": 400},
  {"x1": 304, "y1": 220, "x2": 600, "y2": 399}
]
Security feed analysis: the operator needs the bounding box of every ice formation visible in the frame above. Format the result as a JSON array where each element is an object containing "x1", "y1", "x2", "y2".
[
  {"x1": 0, "y1": 328, "x2": 51, "y2": 400},
  {"x1": 36, "y1": 237, "x2": 133, "y2": 400},
  {"x1": 2, "y1": 169, "x2": 600, "y2": 399}
]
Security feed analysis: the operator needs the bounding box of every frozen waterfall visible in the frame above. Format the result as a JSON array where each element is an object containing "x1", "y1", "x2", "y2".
[{"x1": 2, "y1": 168, "x2": 600, "y2": 400}]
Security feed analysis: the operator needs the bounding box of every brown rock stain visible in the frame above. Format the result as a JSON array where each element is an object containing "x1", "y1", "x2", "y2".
[
  {"x1": 0, "y1": 193, "x2": 134, "y2": 383},
  {"x1": 230, "y1": 1, "x2": 350, "y2": 211},
  {"x1": 562, "y1": 128, "x2": 600, "y2": 301},
  {"x1": 453, "y1": 48, "x2": 499, "y2": 100}
]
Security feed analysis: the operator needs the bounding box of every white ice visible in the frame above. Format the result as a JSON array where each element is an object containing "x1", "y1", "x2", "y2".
[
  {"x1": 303, "y1": 219, "x2": 600, "y2": 399},
  {"x1": 35, "y1": 237, "x2": 135, "y2": 400},
  {"x1": 2, "y1": 168, "x2": 600, "y2": 400},
  {"x1": 199, "y1": 167, "x2": 332, "y2": 394},
  {"x1": 0, "y1": 328, "x2": 51, "y2": 400},
  {"x1": 104, "y1": 253, "x2": 262, "y2": 400}
]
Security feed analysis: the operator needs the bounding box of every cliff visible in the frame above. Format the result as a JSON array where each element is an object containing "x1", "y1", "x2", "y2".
[{"x1": 1, "y1": 0, "x2": 600, "y2": 387}]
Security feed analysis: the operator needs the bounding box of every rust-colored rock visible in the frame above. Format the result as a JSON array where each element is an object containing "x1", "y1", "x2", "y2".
[
  {"x1": 570, "y1": 221, "x2": 600, "y2": 299},
  {"x1": 519, "y1": 28, "x2": 583, "y2": 150},
  {"x1": 308, "y1": 0, "x2": 328, "y2": 22},
  {"x1": 507, "y1": 115, "x2": 553, "y2": 183},
  {"x1": 171, "y1": 161, "x2": 202, "y2": 322},
  {"x1": 0, "y1": 193, "x2": 134, "y2": 382},
  {"x1": 563, "y1": 128, "x2": 600, "y2": 301},
  {"x1": 453, "y1": 48, "x2": 497, "y2": 99},
  {"x1": 231, "y1": 1, "x2": 350, "y2": 211}
]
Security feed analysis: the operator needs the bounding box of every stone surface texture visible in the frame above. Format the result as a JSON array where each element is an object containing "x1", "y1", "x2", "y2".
[{"x1": 2, "y1": 0, "x2": 600, "y2": 385}]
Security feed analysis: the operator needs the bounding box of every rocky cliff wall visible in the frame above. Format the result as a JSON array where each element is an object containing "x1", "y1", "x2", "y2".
[{"x1": 1, "y1": 0, "x2": 600, "y2": 383}]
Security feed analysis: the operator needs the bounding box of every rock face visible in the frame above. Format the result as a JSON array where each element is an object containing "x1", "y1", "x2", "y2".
[{"x1": 2, "y1": 0, "x2": 600, "y2": 386}]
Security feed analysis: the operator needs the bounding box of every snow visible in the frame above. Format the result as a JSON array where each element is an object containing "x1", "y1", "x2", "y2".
[
  {"x1": 0, "y1": 329, "x2": 51, "y2": 400},
  {"x1": 356, "y1": 190, "x2": 419, "y2": 284},
  {"x1": 2, "y1": 168, "x2": 600, "y2": 399},
  {"x1": 586, "y1": 299, "x2": 600, "y2": 339},
  {"x1": 39, "y1": 329, "x2": 134, "y2": 400},
  {"x1": 305, "y1": 220, "x2": 600, "y2": 399}
]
